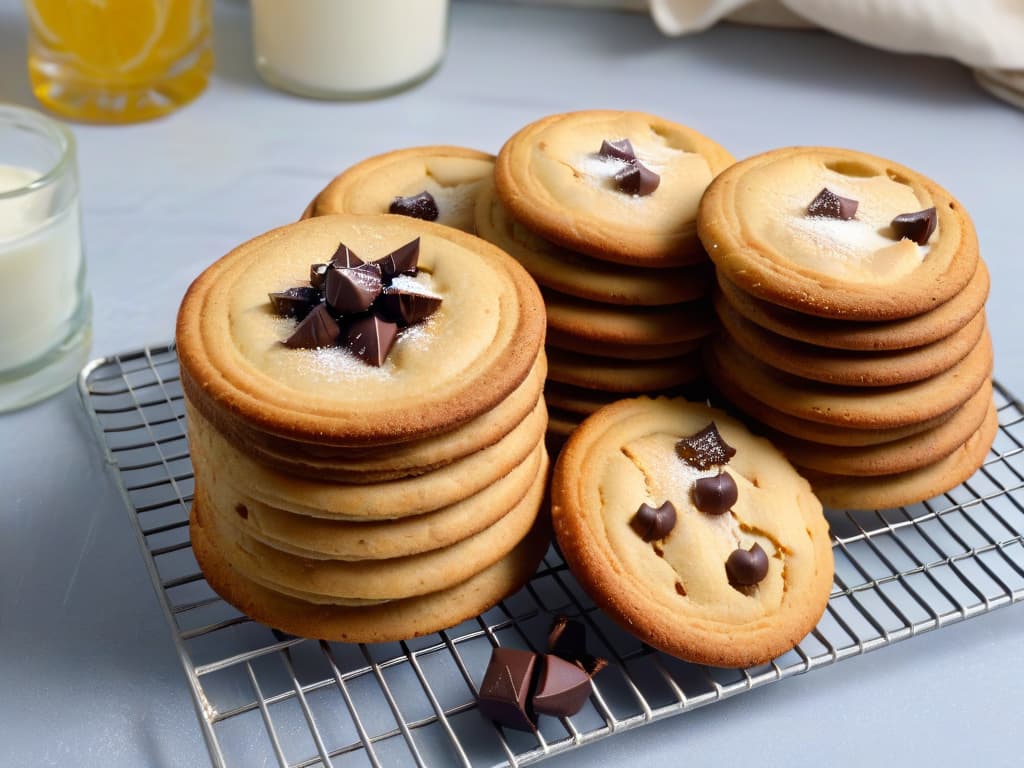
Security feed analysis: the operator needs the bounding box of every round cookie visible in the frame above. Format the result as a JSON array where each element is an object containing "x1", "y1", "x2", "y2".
[
  {"x1": 188, "y1": 394, "x2": 547, "y2": 521},
  {"x1": 495, "y1": 110, "x2": 735, "y2": 266},
  {"x1": 177, "y1": 214, "x2": 545, "y2": 449},
  {"x1": 706, "y1": 330, "x2": 993, "y2": 429},
  {"x1": 552, "y1": 397, "x2": 833, "y2": 667},
  {"x1": 766, "y1": 382, "x2": 993, "y2": 476},
  {"x1": 699, "y1": 146, "x2": 979, "y2": 320},
  {"x1": 199, "y1": 439, "x2": 546, "y2": 561},
  {"x1": 546, "y1": 347, "x2": 703, "y2": 393},
  {"x1": 544, "y1": 288, "x2": 715, "y2": 347},
  {"x1": 302, "y1": 146, "x2": 494, "y2": 233},
  {"x1": 546, "y1": 327, "x2": 702, "y2": 361},
  {"x1": 474, "y1": 176, "x2": 711, "y2": 305},
  {"x1": 190, "y1": 500, "x2": 552, "y2": 643},
  {"x1": 198, "y1": 459, "x2": 546, "y2": 603},
  {"x1": 802, "y1": 403, "x2": 998, "y2": 510},
  {"x1": 716, "y1": 259, "x2": 990, "y2": 352},
  {"x1": 715, "y1": 292, "x2": 987, "y2": 387}
]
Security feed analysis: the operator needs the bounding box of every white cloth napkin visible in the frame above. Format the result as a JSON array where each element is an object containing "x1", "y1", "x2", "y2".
[{"x1": 650, "y1": 0, "x2": 1024, "y2": 109}]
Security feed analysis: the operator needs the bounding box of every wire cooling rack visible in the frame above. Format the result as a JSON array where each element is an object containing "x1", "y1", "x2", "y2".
[{"x1": 80, "y1": 342, "x2": 1024, "y2": 768}]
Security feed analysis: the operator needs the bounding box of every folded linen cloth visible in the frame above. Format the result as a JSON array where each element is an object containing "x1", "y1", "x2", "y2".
[{"x1": 650, "y1": 0, "x2": 1024, "y2": 109}]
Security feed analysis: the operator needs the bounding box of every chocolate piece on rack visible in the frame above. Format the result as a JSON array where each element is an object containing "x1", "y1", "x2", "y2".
[
  {"x1": 692, "y1": 471, "x2": 738, "y2": 516},
  {"x1": 344, "y1": 313, "x2": 399, "y2": 366},
  {"x1": 891, "y1": 207, "x2": 937, "y2": 245},
  {"x1": 373, "y1": 237, "x2": 420, "y2": 280},
  {"x1": 389, "y1": 190, "x2": 439, "y2": 221},
  {"x1": 726, "y1": 543, "x2": 770, "y2": 587},
  {"x1": 614, "y1": 160, "x2": 660, "y2": 196},
  {"x1": 376, "y1": 285, "x2": 442, "y2": 326},
  {"x1": 599, "y1": 138, "x2": 636, "y2": 162},
  {"x1": 477, "y1": 647, "x2": 538, "y2": 732},
  {"x1": 807, "y1": 188, "x2": 858, "y2": 220},
  {"x1": 325, "y1": 262, "x2": 383, "y2": 314},
  {"x1": 282, "y1": 304, "x2": 341, "y2": 349},
  {"x1": 531, "y1": 655, "x2": 593, "y2": 719},
  {"x1": 548, "y1": 616, "x2": 607, "y2": 678},
  {"x1": 330, "y1": 242, "x2": 364, "y2": 269},
  {"x1": 676, "y1": 422, "x2": 736, "y2": 470},
  {"x1": 631, "y1": 501, "x2": 677, "y2": 542},
  {"x1": 268, "y1": 286, "x2": 321, "y2": 319},
  {"x1": 309, "y1": 263, "x2": 329, "y2": 291}
]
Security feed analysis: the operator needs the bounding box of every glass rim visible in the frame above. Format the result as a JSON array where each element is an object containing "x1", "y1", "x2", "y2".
[{"x1": 0, "y1": 104, "x2": 76, "y2": 201}]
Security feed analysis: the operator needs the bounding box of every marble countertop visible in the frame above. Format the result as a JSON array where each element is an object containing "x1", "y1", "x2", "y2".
[{"x1": 1, "y1": 1, "x2": 1022, "y2": 766}]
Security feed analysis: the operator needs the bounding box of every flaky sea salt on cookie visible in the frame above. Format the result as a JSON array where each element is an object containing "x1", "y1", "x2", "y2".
[
  {"x1": 551, "y1": 397, "x2": 833, "y2": 668},
  {"x1": 698, "y1": 146, "x2": 979, "y2": 320}
]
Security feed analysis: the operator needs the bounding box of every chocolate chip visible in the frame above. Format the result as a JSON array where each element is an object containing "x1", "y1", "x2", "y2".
[
  {"x1": 309, "y1": 263, "x2": 329, "y2": 291},
  {"x1": 807, "y1": 188, "x2": 858, "y2": 220},
  {"x1": 268, "y1": 286, "x2": 321, "y2": 319},
  {"x1": 891, "y1": 207, "x2": 937, "y2": 245},
  {"x1": 692, "y1": 471, "x2": 738, "y2": 516},
  {"x1": 389, "y1": 190, "x2": 439, "y2": 221},
  {"x1": 330, "y1": 242, "x2": 364, "y2": 269},
  {"x1": 234, "y1": 503, "x2": 248, "y2": 519},
  {"x1": 282, "y1": 303, "x2": 341, "y2": 349},
  {"x1": 614, "y1": 160, "x2": 660, "y2": 196},
  {"x1": 324, "y1": 263, "x2": 382, "y2": 314},
  {"x1": 599, "y1": 138, "x2": 636, "y2": 162},
  {"x1": 726, "y1": 543, "x2": 769, "y2": 587},
  {"x1": 344, "y1": 313, "x2": 399, "y2": 366},
  {"x1": 375, "y1": 286, "x2": 442, "y2": 326},
  {"x1": 676, "y1": 422, "x2": 736, "y2": 470},
  {"x1": 631, "y1": 501, "x2": 677, "y2": 542},
  {"x1": 477, "y1": 647, "x2": 538, "y2": 732},
  {"x1": 373, "y1": 237, "x2": 420, "y2": 280},
  {"x1": 548, "y1": 616, "x2": 607, "y2": 678},
  {"x1": 531, "y1": 655, "x2": 593, "y2": 719}
]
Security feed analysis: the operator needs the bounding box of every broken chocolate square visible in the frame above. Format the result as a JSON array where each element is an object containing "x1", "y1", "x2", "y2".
[
  {"x1": 676, "y1": 422, "x2": 736, "y2": 470},
  {"x1": 599, "y1": 138, "x2": 636, "y2": 162},
  {"x1": 324, "y1": 262, "x2": 383, "y2": 314},
  {"x1": 891, "y1": 207, "x2": 937, "y2": 245},
  {"x1": 373, "y1": 237, "x2": 420, "y2": 280},
  {"x1": 807, "y1": 188, "x2": 858, "y2": 220},
  {"x1": 330, "y1": 242, "x2": 364, "y2": 269},
  {"x1": 282, "y1": 304, "x2": 341, "y2": 349},
  {"x1": 531, "y1": 655, "x2": 593, "y2": 719},
  {"x1": 389, "y1": 190, "x2": 439, "y2": 221},
  {"x1": 614, "y1": 160, "x2": 660, "y2": 196},
  {"x1": 344, "y1": 313, "x2": 399, "y2": 366},
  {"x1": 375, "y1": 286, "x2": 442, "y2": 326},
  {"x1": 477, "y1": 647, "x2": 538, "y2": 732},
  {"x1": 268, "y1": 286, "x2": 320, "y2": 319}
]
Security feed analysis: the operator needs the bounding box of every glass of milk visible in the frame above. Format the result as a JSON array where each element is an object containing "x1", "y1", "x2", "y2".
[
  {"x1": 250, "y1": 0, "x2": 450, "y2": 99},
  {"x1": 0, "y1": 105, "x2": 90, "y2": 412}
]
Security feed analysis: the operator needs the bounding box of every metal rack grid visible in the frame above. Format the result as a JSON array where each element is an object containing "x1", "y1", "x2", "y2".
[{"x1": 80, "y1": 342, "x2": 1024, "y2": 768}]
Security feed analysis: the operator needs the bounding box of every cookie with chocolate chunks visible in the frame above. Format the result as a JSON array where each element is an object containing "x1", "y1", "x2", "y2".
[{"x1": 551, "y1": 397, "x2": 832, "y2": 668}]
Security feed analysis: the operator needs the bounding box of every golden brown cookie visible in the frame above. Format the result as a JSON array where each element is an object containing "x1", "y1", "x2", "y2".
[
  {"x1": 496, "y1": 110, "x2": 735, "y2": 266},
  {"x1": 715, "y1": 291, "x2": 987, "y2": 387},
  {"x1": 716, "y1": 260, "x2": 990, "y2": 351},
  {"x1": 706, "y1": 330, "x2": 992, "y2": 429},
  {"x1": 546, "y1": 346, "x2": 703, "y2": 393},
  {"x1": 552, "y1": 397, "x2": 833, "y2": 667},
  {"x1": 546, "y1": 327, "x2": 702, "y2": 361},
  {"x1": 302, "y1": 145, "x2": 494, "y2": 233},
  {"x1": 191, "y1": 499, "x2": 552, "y2": 643},
  {"x1": 699, "y1": 146, "x2": 979, "y2": 320}
]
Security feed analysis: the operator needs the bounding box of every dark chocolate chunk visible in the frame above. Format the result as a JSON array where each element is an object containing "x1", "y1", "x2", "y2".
[
  {"x1": 547, "y1": 616, "x2": 607, "y2": 678},
  {"x1": 477, "y1": 647, "x2": 538, "y2": 732},
  {"x1": 631, "y1": 501, "x2": 677, "y2": 542},
  {"x1": 692, "y1": 471, "x2": 738, "y2": 516},
  {"x1": 309, "y1": 263, "x2": 329, "y2": 291},
  {"x1": 807, "y1": 187, "x2": 858, "y2": 220},
  {"x1": 325, "y1": 262, "x2": 383, "y2": 314},
  {"x1": 330, "y1": 242, "x2": 364, "y2": 269},
  {"x1": 676, "y1": 422, "x2": 736, "y2": 470},
  {"x1": 376, "y1": 286, "x2": 442, "y2": 326},
  {"x1": 891, "y1": 207, "x2": 937, "y2": 245},
  {"x1": 726, "y1": 543, "x2": 770, "y2": 587},
  {"x1": 389, "y1": 190, "x2": 439, "y2": 221},
  {"x1": 373, "y1": 237, "x2": 420, "y2": 280},
  {"x1": 344, "y1": 313, "x2": 399, "y2": 366},
  {"x1": 599, "y1": 138, "x2": 636, "y2": 162},
  {"x1": 268, "y1": 286, "x2": 321, "y2": 319},
  {"x1": 282, "y1": 303, "x2": 341, "y2": 349},
  {"x1": 531, "y1": 654, "x2": 593, "y2": 719},
  {"x1": 614, "y1": 160, "x2": 660, "y2": 196}
]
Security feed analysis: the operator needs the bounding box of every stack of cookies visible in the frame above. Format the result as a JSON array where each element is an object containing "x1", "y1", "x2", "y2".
[
  {"x1": 177, "y1": 214, "x2": 549, "y2": 642},
  {"x1": 699, "y1": 146, "x2": 996, "y2": 510},
  {"x1": 478, "y1": 110, "x2": 735, "y2": 445}
]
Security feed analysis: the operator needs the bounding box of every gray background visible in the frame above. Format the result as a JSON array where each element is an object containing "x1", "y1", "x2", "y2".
[{"x1": 1, "y1": 0, "x2": 1022, "y2": 765}]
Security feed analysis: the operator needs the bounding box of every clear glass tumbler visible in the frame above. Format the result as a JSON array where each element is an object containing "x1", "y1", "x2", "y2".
[
  {"x1": 0, "y1": 105, "x2": 91, "y2": 412},
  {"x1": 24, "y1": 0, "x2": 213, "y2": 123}
]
